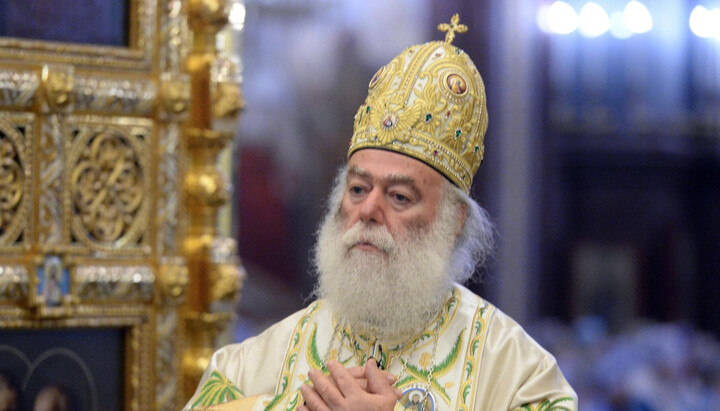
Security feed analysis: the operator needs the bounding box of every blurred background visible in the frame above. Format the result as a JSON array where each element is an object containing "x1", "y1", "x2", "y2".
[{"x1": 223, "y1": 0, "x2": 720, "y2": 409}]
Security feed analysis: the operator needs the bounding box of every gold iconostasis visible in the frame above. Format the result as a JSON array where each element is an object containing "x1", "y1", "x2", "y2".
[{"x1": 0, "y1": 1, "x2": 245, "y2": 410}]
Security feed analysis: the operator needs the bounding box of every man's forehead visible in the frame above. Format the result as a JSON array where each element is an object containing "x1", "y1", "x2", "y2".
[{"x1": 347, "y1": 149, "x2": 445, "y2": 185}]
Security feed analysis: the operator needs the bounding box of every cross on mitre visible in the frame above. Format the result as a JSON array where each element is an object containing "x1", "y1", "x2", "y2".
[{"x1": 438, "y1": 14, "x2": 468, "y2": 45}]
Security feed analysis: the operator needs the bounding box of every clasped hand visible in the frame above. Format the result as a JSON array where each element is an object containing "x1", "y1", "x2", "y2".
[{"x1": 298, "y1": 359, "x2": 403, "y2": 411}]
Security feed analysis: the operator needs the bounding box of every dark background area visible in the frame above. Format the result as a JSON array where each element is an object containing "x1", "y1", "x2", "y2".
[
  {"x1": 0, "y1": 0, "x2": 129, "y2": 46},
  {"x1": 0, "y1": 328, "x2": 124, "y2": 411}
]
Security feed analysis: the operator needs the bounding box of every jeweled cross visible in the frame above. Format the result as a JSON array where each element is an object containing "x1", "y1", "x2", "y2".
[{"x1": 438, "y1": 14, "x2": 468, "y2": 45}]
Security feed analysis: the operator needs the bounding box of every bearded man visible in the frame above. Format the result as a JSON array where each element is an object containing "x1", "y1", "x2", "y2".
[{"x1": 185, "y1": 15, "x2": 577, "y2": 411}]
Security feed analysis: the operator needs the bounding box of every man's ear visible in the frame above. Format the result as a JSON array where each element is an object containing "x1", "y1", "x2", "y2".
[{"x1": 454, "y1": 202, "x2": 467, "y2": 241}]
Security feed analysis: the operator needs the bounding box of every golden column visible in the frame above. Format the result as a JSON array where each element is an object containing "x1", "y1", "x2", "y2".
[{"x1": 182, "y1": 0, "x2": 244, "y2": 400}]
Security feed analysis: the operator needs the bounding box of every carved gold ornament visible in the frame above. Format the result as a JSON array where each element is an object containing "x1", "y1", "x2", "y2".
[
  {"x1": 211, "y1": 57, "x2": 243, "y2": 127},
  {"x1": 188, "y1": 0, "x2": 232, "y2": 33},
  {"x1": 160, "y1": 74, "x2": 191, "y2": 119},
  {"x1": 0, "y1": 0, "x2": 239, "y2": 408},
  {"x1": 0, "y1": 135, "x2": 24, "y2": 233},
  {"x1": 212, "y1": 82, "x2": 243, "y2": 121},
  {"x1": 70, "y1": 127, "x2": 149, "y2": 248},
  {"x1": 0, "y1": 265, "x2": 29, "y2": 302},
  {"x1": 349, "y1": 14, "x2": 487, "y2": 193},
  {"x1": 159, "y1": 258, "x2": 190, "y2": 305},
  {"x1": 41, "y1": 65, "x2": 75, "y2": 113},
  {"x1": 0, "y1": 115, "x2": 30, "y2": 246}
]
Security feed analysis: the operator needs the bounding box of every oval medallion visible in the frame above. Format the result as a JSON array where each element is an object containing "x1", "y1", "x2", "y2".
[
  {"x1": 446, "y1": 73, "x2": 467, "y2": 95},
  {"x1": 397, "y1": 386, "x2": 435, "y2": 411}
]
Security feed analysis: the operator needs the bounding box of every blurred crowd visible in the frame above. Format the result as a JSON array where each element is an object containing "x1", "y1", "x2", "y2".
[{"x1": 529, "y1": 317, "x2": 720, "y2": 410}]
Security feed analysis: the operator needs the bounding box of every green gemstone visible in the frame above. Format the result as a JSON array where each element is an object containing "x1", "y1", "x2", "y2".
[
  {"x1": 366, "y1": 106, "x2": 371, "y2": 113},
  {"x1": 425, "y1": 114, "x2": 433, "y2": 122},
  {"x1": 474, "y1": 145, "x2": 479, "y2": 152},
  {"x1": 455, "y1": 129, "x2": 462, "y2": 137},
  {"x1": 455, "y1": 48, "x2": 461, "y2": 54}
]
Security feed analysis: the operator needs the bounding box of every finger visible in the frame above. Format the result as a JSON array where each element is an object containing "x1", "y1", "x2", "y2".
[
  {"x1": 348, "y1": 365, "x2": 396, "y2": 385},
  {"x1": 394, "y1": 387, "x2": 403, "y2": 399},
  {"x1": 365, "y1": 358, "x2": 396, "y2": 395},
  {"x1": 306, "y1": 369, "x2": 343, "y2": 409},
  {"x1": 346, "y1": 365, "x2": 365, "y2": 379},
  {"x1": 299, "y1": 382, "x2": 331, "y2": 411},
  {"x1": 327, "y1": 360, "x2": 364, "y2": 398}
]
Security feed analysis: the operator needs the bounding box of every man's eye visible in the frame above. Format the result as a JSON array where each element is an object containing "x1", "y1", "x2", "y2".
[
  {"x1": 392, "y1": 193, "x2": 409, "y2": 203},
  {"x1": 349, "y1": 186, "x2": 364, "y2": 195}
]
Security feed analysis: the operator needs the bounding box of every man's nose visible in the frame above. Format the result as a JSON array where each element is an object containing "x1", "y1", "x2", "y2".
[{"x1": 358, "y1": 188, "x2": 384, "y2": 225}]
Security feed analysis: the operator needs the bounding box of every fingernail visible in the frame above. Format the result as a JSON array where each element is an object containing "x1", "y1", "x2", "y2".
[
  {"x1": 394, "y1": 387, "x2": 403, "y2": 398},
  {"x1": 386, "y1": 374, "x2": 396, "y2": 383}
]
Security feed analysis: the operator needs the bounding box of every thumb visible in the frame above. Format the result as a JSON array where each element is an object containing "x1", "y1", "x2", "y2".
[{"x1": 365, "y1": 358, "x2": 395, "y2": 395}]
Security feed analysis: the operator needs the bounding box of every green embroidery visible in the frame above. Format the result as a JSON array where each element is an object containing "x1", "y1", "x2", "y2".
[
  {"x1": 265, "y1": 302, "x2": 321, "y2": 411},
  {"x1": 396, "y1": 331, "x2": 464, "y2": 404},
  {"x1": 514, "y1": 397, "x2": 575, "y2": 411},
  {"x1": 306, "y1": 324, "x2": 324, "y2": 371},
  {"x1": 432, "y1": 330, "x2": 464, "y2": 374},
  {"x1": 456, "y1": 298, "x2": 493, "y2": 411},
  {"x1": 462, "y1": 384, "x2": 471, "y2": 405},
  {"x1": 471, "y1": 339, "x2": 480, "y2": 355},
  {"x1": 286, "y1": 392, "x2": 301, "y2": 411},
  {"x1": 192, "y1": 370, "x2": 244, "y2": 407}
]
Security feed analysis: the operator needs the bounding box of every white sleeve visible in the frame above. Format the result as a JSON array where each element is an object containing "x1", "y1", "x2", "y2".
[
  {"x1": 183, "y1": 308, "x2": 307, "y2": 410},
  {"x1": 472, "y1": 309, "x2": 578, "y2": 410}
]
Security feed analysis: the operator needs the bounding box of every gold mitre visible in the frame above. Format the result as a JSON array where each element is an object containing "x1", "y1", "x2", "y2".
[{"x1": 348, "y1": 14, "x2": 488, "y2": 193}]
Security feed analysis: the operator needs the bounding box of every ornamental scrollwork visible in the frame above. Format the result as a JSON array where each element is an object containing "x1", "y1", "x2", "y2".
[
  {"x1": 158, "y1": 125, "x2": 180, "y2": 254},
  {"x1": 74, "y1": 76, "x2": 156, "y2": 115},
  {"x1": 156, "y1": 309, "x2": 180, "y2": 410},
  {"x1": 0, "y1": 135, "x2": 24, "y2": 234},
  {"x1": 0, "y1": 114, "x2": 31, "y2": 247},
  {"x1": 0, "y1": 70, "x2": 38, "y2": 108},
  {"x1": 74, "y1": 265, "x2": 155, "y2": 302},
  {"x1": 69, "y1": 123, "x2": 150, "y2": 250},
  {"x1": 38, "y1": 116, "x2": 64, "y2": 246}
]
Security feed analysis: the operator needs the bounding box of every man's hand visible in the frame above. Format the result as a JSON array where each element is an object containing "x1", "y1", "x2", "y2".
[{"x1": 298, "y1": 359, "x2": 403, "y2": 411}]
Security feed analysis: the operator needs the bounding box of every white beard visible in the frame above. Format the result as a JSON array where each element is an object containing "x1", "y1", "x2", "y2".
[{"x1": 313, "y1": 199, "x2": 460, "y2": 339}]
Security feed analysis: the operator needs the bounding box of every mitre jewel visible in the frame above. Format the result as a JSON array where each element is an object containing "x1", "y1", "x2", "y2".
[{"x1": 348, "y1": 14, "x2": 488, "y2": 193}]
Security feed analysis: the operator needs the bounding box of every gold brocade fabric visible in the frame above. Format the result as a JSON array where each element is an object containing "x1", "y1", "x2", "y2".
[{"x1": 184, "y1": 284, "x2": 577, "y2": 411}]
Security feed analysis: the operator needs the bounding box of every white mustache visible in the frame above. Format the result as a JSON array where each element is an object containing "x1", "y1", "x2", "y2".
[{"x1": 341, "y1": 222, "x2": 397, "y2": 254}]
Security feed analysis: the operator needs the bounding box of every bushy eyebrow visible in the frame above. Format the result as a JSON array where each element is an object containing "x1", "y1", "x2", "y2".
[
  {"x1": 347, "y1": 165, "x2": 421, "y2": 199},
  {"x1": 347, "y1": 165, "x2": 370, "y2": 180}
]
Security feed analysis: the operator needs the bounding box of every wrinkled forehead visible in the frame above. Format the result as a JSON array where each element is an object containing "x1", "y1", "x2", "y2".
[{"x1": 347, "y1": 149, "x2": 448, "y2": 191}]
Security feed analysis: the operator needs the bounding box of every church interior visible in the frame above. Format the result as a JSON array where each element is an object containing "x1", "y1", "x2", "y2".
[{"x1": 1, "y1": 0, "x2": 720, "y2": 410}]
